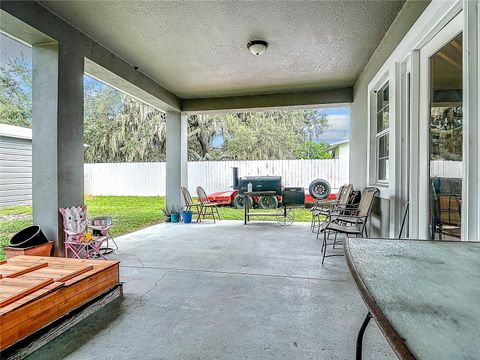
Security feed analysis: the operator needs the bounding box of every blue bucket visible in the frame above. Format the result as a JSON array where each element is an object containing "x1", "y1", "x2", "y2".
[
  {"x1": 171, "y1": 213, "x2": 180, "y2": 223},
  {"x1": 182, "y1": 211, "x2": 193, "y2": 224}
]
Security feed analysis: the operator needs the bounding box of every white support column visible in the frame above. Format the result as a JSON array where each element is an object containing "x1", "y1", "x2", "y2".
[
  {"x1": 463, "y1": 0, "x2": 480, "y2": 240},
  {"x1": 166, "y1": 111, "x2": 188, "y2": 210},
  {"x1": 180, "y1": 112, "x2": 188, "y2": 201},
  {"x1": 32, "y1": 42, "x2": 84, "y2": 256}
]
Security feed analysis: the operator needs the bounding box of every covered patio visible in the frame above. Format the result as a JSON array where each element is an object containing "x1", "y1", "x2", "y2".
[
  {"x1": 26, "y1": 222, "x2": 394, "y2": 360},
  {"x1": 1, "y1": 0, "x2": 480, "y2": 358}
]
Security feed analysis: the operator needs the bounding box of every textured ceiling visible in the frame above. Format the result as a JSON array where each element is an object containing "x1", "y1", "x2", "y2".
[{"x1": 40, "y1": 1, "x2": 405, "y2": 98}]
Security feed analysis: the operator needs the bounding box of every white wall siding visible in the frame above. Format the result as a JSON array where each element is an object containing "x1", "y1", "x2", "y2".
[
  {"x1": 85, "y1": 159, "x2": 350, "y2": 196},
  {"x1": 0, "y1": 136, "x2": 33, "y2": 208}
]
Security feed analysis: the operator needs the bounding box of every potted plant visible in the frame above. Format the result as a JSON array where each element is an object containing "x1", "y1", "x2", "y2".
[
  {"x1": 170, "y1": 206, "x2": 181, "y2": 223},
  {"x1": 162, "y1": 206, "x2": 173, "y2": 222}
]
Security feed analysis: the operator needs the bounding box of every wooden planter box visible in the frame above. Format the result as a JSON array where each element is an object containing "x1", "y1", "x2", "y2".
[
  {"x1": 4, "y1": 241, "x2": 53, "y2": 258},
  {"x1": 0, "y1": 255, "x2": 120, "y2": 353}
]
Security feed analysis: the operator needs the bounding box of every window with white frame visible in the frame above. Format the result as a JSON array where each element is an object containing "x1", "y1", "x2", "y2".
[{"x1": 376, "y1": 82, "x2": 389, "y2": 182}]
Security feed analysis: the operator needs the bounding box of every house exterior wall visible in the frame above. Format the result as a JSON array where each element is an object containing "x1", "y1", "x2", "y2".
[
  {"x1": 351, "y1": 0, "x2": 480, "y2": 239},
  {"x1": 0, "y1": 131, "x2": 32, "y2": 208},
  {"x1": 350, "y1": 1, "x2": 430, "y2": 189},
  {"x1": 350, "y1": 0, "x2": 429, "y2": 237},
  {"x1": 338, "y1": 143, "x2": 350, "y2": 163}
]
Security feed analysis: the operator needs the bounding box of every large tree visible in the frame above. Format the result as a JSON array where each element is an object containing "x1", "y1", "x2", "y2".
[
  {"x1": 187, "y1": 114, "x2": 226, "y2": 160},
  {"x1": 0, "y1": 54, "x2": 32, "y2": 128},
  {"x1": 83, "y1": 82, "x2": 166, "y2": 163},
  {"x1": 187, "y1": 110, "x2": 331, "y2": 161}
]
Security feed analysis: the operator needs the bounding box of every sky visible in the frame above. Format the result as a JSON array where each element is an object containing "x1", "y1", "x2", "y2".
[
  {"x1": 1, "y1": 33, "x2": 350, "y2": 144},
  {"x1": 321, "y1": 107, "x2": 350, "y2": 144}
]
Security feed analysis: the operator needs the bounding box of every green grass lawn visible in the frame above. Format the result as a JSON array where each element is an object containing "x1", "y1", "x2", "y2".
[{"x1": 0, "y1": 196, "x2": 313, "y2": 259}]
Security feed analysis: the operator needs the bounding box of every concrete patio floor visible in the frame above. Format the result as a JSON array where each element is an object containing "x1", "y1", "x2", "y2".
[{"x1": 26, "y1": 220, "x2": 396, "y2": 360}]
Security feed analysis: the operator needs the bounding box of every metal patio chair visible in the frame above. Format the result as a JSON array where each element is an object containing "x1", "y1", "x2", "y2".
[
  {"x1": 59, "y1": 205, "x2": 107, "y2": 259},
  {"x1": 196, "y1": 186, "x2": 221, "y2": 223},
  {"x1": 181, "y1": 186, "x2": 201, "y2": 222},
  {"x1": 310, "y1": 184, "x2": 353, "y2": 232},
  {"x1": 319, "y1": 187, "x2": 379, "y2": 264}
]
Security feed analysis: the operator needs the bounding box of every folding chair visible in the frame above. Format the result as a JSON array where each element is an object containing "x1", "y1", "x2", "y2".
[
  {"x1": 59, "y1": 205, "x2": 107, "y2": 259},
  {"x1": 181, "y1": 186, "x2": 201, "y2": 222},
  {"x1": 319, "y1": 187, "x2": 379, "y2": 264},
  {"x1": 196, "y1": 186, "x2": 221, "y2": 222},
  {"x1": 311, "y1": 184, "x2": 353, "y2": 232}
]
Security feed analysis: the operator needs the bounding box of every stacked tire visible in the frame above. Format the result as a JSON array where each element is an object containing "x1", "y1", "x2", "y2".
[{"x1": 308, "y1": 179, "x2": 331, "y2": 200}]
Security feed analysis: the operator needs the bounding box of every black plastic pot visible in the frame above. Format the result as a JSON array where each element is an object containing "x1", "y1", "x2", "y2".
[{"x1": 9, "y1": 226, "x2": 48, "y2": 248}]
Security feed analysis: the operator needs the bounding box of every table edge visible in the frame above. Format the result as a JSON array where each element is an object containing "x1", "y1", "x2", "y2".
[{"x1": 344, "y1": 238, "x2": 417, "y2": 360}]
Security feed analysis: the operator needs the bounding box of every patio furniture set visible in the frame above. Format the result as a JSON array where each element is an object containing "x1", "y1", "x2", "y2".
[
  {"x1": 310, "y1": 185, "x2": 380, "y2": 264},
  {"x1": 182, "y1": 186, "x2": 221, "y2": 223},
  {"x1": 57, "y1": 186, "x2": 219, "y2": 260},
  {"x1": 59, "y1": 206, "x2": 118, "y2": 260}
]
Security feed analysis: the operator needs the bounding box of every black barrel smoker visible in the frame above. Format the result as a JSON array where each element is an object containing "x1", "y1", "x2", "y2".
[
  {"x1": 238, "y1": 176, "x2": 282, "y2": 195},
  {"x1": 232, "y1": 167, "x2": 304, "y2": 207},
  {"x1": 232, "y1": 167, "x2": 306, "y2": 225}
]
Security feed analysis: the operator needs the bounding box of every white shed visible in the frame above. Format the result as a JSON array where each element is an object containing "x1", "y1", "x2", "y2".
[{"x1": 0, "y1": 124, "x2": 32, "y2": 208}]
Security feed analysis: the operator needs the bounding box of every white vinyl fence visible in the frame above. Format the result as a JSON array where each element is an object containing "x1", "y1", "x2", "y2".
[
  {"x1": 84, "y1": 159, "x2": 350, "y2": 196},
  {"x1": 430, "y1": 160, "x2": 462, "y2": 178}
]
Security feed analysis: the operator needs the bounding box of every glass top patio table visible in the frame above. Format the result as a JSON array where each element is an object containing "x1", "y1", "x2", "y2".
[{"x1": 345, "y1": 238, "x2": 480, "y2": 360}]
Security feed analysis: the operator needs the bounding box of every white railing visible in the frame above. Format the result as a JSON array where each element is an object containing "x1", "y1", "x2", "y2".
[{"x1": 84, "y1": 159, "x2": 350, "y2": 196}]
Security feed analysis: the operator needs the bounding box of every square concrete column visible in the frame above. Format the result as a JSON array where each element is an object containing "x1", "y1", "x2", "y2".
[
  {"x1": 166, "y1": 111, "x2": 188, "y2": 209},
  {"x1": 464, "y1": 0, "x2": 480, "y2": 239},
  {"x1": 32, "y1": 42, "x2": 84, "y2": 256}
]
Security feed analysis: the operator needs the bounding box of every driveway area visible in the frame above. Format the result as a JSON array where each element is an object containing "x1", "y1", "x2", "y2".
[{"x1": 27, "y1": 221, "x2": 395, "y2": 360}]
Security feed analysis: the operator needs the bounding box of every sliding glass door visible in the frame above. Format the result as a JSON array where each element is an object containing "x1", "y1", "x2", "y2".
[
  {"x1": 418, "y1": 13, "x2": 463, "y2": 240},
  {"x1": 429, "y1": 34, "x2": 463, "y2": 240}
]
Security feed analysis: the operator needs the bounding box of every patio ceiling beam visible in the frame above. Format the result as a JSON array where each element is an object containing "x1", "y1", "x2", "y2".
[
  {"x1": 0, "y1": 1, "x2": 180, "y2": 112},
  {"x1": 180, "y1": 87, "x2": 353, "y2": 114}
]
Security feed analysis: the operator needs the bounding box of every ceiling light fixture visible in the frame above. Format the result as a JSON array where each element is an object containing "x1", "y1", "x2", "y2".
[{"x1": 247, "y1": 40, "x2": 268, "y2": 56}]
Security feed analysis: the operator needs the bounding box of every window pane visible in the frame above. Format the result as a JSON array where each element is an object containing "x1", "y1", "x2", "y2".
[
  {"x1": 382, "y1": 85, "x2": 389, "y2": 105},
  {"x1": 376, "y1": 83, "x2": 389, "y2": 133},
  {"x1": 382, "y1": 105, "x2": 389, "y2": 131},
  {"x1": 377, "y1": 90, "x2": 383, "y2": 110},
  {"x1": 377, "y1": 134, "x2": 389, "y2": 181},
  {"x1": 377, "y1": 111, "x2": 384, "y2": 133},
  {"x1": 375, "y1": 82, "x2": 389, "y2": 182},
  {"x1": 378, "y1": 134, "x2": 389, "y2": 158},
  {"x1": 429, "y1": 33, "x2": 463, "y2": 240},
  {"x1": 378, "y1": 158, "x2": 389, "y2": 181}
]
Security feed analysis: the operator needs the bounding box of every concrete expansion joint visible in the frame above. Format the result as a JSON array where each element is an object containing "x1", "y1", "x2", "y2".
[{"x1": 120, "y1": 264, "x2": 354, "y2": 284}]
